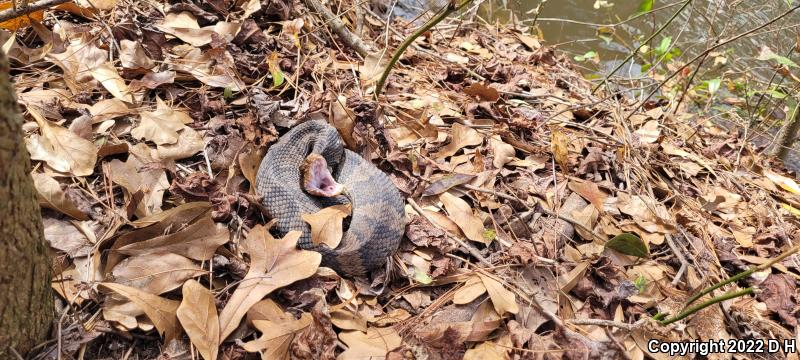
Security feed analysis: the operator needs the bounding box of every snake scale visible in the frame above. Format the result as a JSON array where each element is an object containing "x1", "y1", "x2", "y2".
[{"x1": 255, "y1": 120, "x2": 405, "y2": 276}]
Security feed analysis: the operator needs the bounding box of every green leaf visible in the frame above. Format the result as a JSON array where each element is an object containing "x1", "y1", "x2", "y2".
[
  {"x1": 654, "y1": 37, "x2": 671, "y2": 57},
  {"x1": 605, "y1": 233, "x2": 649, "y2": 258},
  {"x1": 574, "y1": 51, "x2": 598, "y2": 62},
  {"x1": 271, "y1": 68, "x2": 285, "y2": 87},
  {"x1": 413, "y1": 267, "x2": 432, "y2": 284},
  {"x1": 757, "y1": 46, "x2": 799, "y2": 68},
  {"x1": 483, "y1": 229, "x2": 496, "y2": 242},
  {"x1": 706, "y1": 78, "x2": 721, "y2": 95},
  {"x1": 223, "y1": 87, "x2": 233, "y2": 100},
  {"x1": 634, "y1": 275, "x2": 647, "y2": 293},
  {"x1": 633, "y1": 0, "x2": 654, "y2": 17}
]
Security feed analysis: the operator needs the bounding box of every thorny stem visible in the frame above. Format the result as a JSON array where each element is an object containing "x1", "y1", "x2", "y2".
[
  {"x1": 591, "y1": 0, "x2": 693, "y2": 94},
  {"x1": 374, "y1": 0, "x2": 471, "y2": 98}
]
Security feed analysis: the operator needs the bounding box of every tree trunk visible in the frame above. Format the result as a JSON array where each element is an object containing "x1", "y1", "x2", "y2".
[{"x1": 0, "y1": 49, "x2": 52, "y2": 357}]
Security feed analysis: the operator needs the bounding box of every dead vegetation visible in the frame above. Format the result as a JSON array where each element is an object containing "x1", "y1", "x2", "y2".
[{"x1": 7, "y1": 0, "x2": 800, "y2": 359}]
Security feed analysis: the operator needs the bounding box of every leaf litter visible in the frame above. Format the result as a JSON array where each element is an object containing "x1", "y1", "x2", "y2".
[{"x1": 11, "y1": 0, "x2": 800, "y2": 359}]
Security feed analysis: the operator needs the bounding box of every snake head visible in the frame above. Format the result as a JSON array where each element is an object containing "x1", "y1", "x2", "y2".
[{"x1": 301, "y1": 153, "x2": 344, "y2": 197}]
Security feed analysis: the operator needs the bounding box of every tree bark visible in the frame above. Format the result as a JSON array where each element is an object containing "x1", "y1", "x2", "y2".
[{"x1": 0, "y1": 49, "x2": 52, "y2": 356}]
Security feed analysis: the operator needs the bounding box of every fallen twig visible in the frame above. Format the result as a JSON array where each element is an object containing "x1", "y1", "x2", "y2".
[
  {"x1": 303, "y1": 0, "x2": 371, "y2": 57},
  {"x1": 0, "y1": 0, "x2": 71, "y2": 23}
]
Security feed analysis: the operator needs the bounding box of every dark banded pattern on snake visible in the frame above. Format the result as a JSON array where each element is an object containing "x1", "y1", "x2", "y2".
[{"x1": 255, "y1": 120, "x2": 405, "y2": 276}]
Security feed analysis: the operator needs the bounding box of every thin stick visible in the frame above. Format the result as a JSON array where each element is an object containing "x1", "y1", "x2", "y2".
[
  {"x1": 0, "y1": 0, "x2": 70, "y2": 23},
  {"x1": 303, "y1": 0, "x2": 371, "y2": 57},
  {"x1": 592, "y1": 0, "x2": 693, "y2": 94},
  {"x1": 569, "y1": 318, "x2": 647, "y2": 332},
  {"x1": 407, "y1": 198, "x2": 492, "y2": 267},
  {"x1": 374, "y1": 0, "x2": 472, "y2": 98}
]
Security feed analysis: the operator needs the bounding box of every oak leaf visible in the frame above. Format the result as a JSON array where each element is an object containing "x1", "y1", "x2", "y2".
[
  {"x1": 218, "y1": 227, "x2": 321, "y2": 339},
  {"x1": 177, "y1": 280, "x2": 220, "y2": 360}
]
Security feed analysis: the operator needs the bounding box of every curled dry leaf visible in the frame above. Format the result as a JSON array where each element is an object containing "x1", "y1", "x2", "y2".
[
  {"x1": 32, "y1": 172, "x2": 87, "y2": 220},
  {"x1": 301, "y1": 204, "x2": 352, "y2": 248},
  {"x1": 634, "y1": 120, "x2": 660, "y2": 144},
  {"x1": 218, "y1": 226, "x2": 321, "y2": 340},
  {"x1": 43, "y1": 217, "x2": 93, "y2": 256},
  {"x1": 157, "y1": 127, "x2": 205, "y2": 160},
  {"x1": 90, "y1": 62, "x2": 133, "y2": 103},
  {"x1": 117, "y1": 215, "x2": 228, "y2": 261},
  {"x1": 477, "y1": 273, "x2": 519, "y2": 315},
  {"x1": 177, "y1": 280, "x2": 219, "y2": 360},
  {"x1": 453, "y1": 274, "x2": 486, "y2": 305},
  {"x1": 241, "y1": 314, "x2": 313, "y2": 357},
  {"x1": 131, "y1": 97, "x2": 193, "y2": 145},
  {"x1": 439, "y1": 192, "x2": 487, "y2": 244},
  {"x1": 119, "y1": 39, "x2": 155, "y2": 70},
  {"x1": 337, "y1": 327, "x2": 402, "y2": 360},
  {"x1": 107, "y1": 156, "x2": 169, "y2": 218},
  {"x1": 434, "y1": 123, "x2": 484, "y2": 160},
  {"x1": 550, "y1": 126, "x2": 569, "y2": 171},
  {"x1": 490, "y1": 135, "x2": 515, "y2": 169},
  {"x1": 25, "y1": 107, "x2": 97, "y2": 176},
  {"x1": 568, "y1": 180, "x2": 607, "y2": 213},
  {"x1": 331, "y1": 308, "x2": 368, "y2": 332},
  {"x1": 100, "y1": 282, "x2": 181, "y2": 344}
]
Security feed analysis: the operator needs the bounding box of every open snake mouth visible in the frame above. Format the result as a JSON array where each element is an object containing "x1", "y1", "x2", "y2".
[{"x1": 301, "y1": 153, "x2": 344, "y2": 197}]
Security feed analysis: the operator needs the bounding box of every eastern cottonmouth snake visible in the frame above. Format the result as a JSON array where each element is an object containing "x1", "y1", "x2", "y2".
[{"x1": 255, "y1": 120, "x2": 405, "y2": 276}]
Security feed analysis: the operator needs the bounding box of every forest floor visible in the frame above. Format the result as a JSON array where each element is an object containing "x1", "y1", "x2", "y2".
[{"x1": 13, "y1": 0, "x2": 800, "y2": 359}]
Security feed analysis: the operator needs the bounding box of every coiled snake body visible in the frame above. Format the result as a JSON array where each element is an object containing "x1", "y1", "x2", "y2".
[{"x1": 255, "y1": 120, "x2": 405, "y2": 276}]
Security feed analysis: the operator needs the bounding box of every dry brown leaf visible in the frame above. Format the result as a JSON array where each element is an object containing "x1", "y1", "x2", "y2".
[
  {"x1": 117, "y1": 215, "x2": 228, "y2": 261},
  {"x1": 477, "y1": 273, "x2": 518, "y2": 315},
  {"x1": 47, "y1": 34, "x2": 107, "y2": 90},
  {"x1": 129, "y1": 201, "x2": 210, "y2": 228},
  {"x1": 440, "y1": 192, "x2": 487, "y2": 244},
  {"x1": 634, "y1": 120, "x2": 660, "y2": 144},
  {"x1": 157, "y1": 127, "x2": 205, "y2": 160},
  {"x1": 453, "y1": 274, "x2": 487, "y2": 304},
  {"x1": 568, "y1": 180, "x2": 607, "y2": 213},
  {"x1": 43, "y1": 217, "x2": 93, "y2": 256},
  {"x1": 218, "y1": 227, "x2": 321, "y2": 340},
  {"x1": 301, "y1": 204, "x2": 352, "y2": 248},
  {"x1": 550, "y1": 126, "x2": 569, "y2": 171},
  {"x1": 172, "y1": 47, "x2": 245, "y2": 90},
  {"x1": 111, "y1": 253, "x2": 204, "y2": 294},
  {"x1": 177, "y1": 280, "x2": 220, "y2": 360},
  {"x1": 330, "y1": 95, "x2": 357, "y2": 149},
  {"x1": 434, "y1": 123, "x2": 484, "y2": 159},
  {"x1": 242, "y1": 0, "x2": 262, "y2": 18},
  {"x1": 464, "y1": 83, "x2": 500, "y2": 102},
  {"x1": 90, "y1": 62, "x2": 133, "y2": 102},
  {"x1": 100, "y1": 282, "x2": 181, "y2": 344},
  {"x1": 331, "y1": 308, "x2": 368, "y2": 332},
  {"x1": 490, "y1": 135, "x2": 515, "y2": 169},
  {"x1": 107, "y1": 156, "x2": 169, "y2": 218},
  {"x1": 25, "y1": 107, "x2": 97, "y2": 176},
  {"x1": 246, "y1": 299, "x2": 294, "y2": 325},
  {"x1": 119, "y1": 39, "x2": 155, "y2": 70},
  {"x1": 337, "y1": 327, "x2": 402, "y2": 360},
  {"x1": 32, "y1": 172, "x2": 87, "y2": 220},
  {"x1": 360, "y1": 52, "x2": 387, "y2": 85},
  {"x1": 241, "y1": 315, "x2": 313, "y2": 358},
  {"x1": 463, "y1": 335, "x2": 511, "y2": 360},
  {"x1": 131, "y1": 97, "x2": 193, "y2": 145}
]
